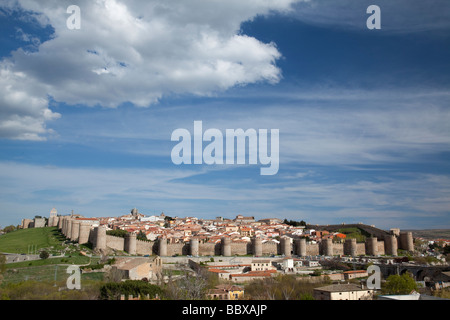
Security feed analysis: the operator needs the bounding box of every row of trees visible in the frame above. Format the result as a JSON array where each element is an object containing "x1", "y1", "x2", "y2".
[
  {"x1": 283, "y1": 219, "x2": 307, "y2": 227},
  {"x1": 99, "y1": 280, "x2": 163, "y2": 300},
  {"x1": 0, "y1": 225, "x2": 18, "y2": 234},
  {"x1": 106, "y1": 229, "x2": 149, "y2": 242},
  {"x1": 245, "y1": 274, "x2": 320, "y2": 300}
]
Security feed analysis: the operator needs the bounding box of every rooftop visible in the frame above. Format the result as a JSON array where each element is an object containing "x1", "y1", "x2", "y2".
[
  {"x1": 314, "y1": 284, "x2": 371, "y2": 293},
  {"x1": 114, "y1": 257, "x2": 159, "y2": 270}
]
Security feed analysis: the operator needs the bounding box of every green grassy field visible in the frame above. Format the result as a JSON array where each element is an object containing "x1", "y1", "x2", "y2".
[
  {"x1": 0, "y1": 227, "x2": 105, "y2": 287},
  {"x1": 2, "y1": 264, "x2": 104, "y2": 286},
  {"x1": 0, "y1": 227, "x2": 65, "y2": 254},
  {"x1": 337, "y1": 227, "x2": 370, "y2": 243}
]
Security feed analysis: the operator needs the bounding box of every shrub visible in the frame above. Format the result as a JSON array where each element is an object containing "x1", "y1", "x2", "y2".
[
  {"x1": 99, "y1": 280, "x2": 163, "y2": 300},
  {"x1": 382, "y1": 272, "x2": 418, "y2": 295}
]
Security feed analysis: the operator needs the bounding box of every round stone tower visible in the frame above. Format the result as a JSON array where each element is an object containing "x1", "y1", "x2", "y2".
[
  {"x1": 158, "y1": 237, "x2": 167, "y2": 256},
  {"x1": 399, "y1": 232, "x2": 414, "y2": 252},
  {"x1": 190, "y1": 238, "x2": 199, "y2": 256},
  {"x1": 253, "y1": 237, "x2": 263, "y2": 257},
  {"x1": 95, "y1": 225, "x2": 107, "y2": 251},
  {"x1": 296, "y1": 238, "x2": 307, "y2": 257},
  {"x1": 71, "y1": 220, "x2": 80, "y2": 242},
  {"x1": 384, "y1": 234, "x2": 398, "y2": 256},
  {"x1": 125, "y1": 232, "x2": 137, "y2": 255},
  {"x1": 322, "y1": 238, "x2": 333, "y2": 256},
  {"x1": 366, "y1": 237, "x2": 378, "y2": 256},
  {"x1": 222, "y1": 237, "x2": 231, "y2": 256},
  {"x1": 344, "y1": 238, "x2": 357, "y2": 257},
  {"x1": 58, "y1": 215, "x2": 64, "y2": 230},
  {"x1": 53, "y1": 216, "x2": 60, "y2": 228},
  {"x1": 62, "y1": 217, "x2": 68, "y2": 236},
  {"x1": 48, "y1": 216, "x2": 55, "y2": 227},
  {"x1": 62, "y1": 218, "x2": 66, "y2": 236},
  {"x1": 281, "y1": 237, "x2": 291, "y2": 256},
  {"x1": 78, "y1": 222, "x2": 91, "y2": 245},
  {"x1": 66, "y1": 219, "x2": 73, "y2": 240}
]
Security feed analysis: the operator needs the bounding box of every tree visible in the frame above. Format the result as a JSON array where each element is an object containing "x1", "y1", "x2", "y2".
[
  {"x1": 312, "y1": 270, "x2": 322, "y2": 277},
  {"x1": 164, "y1": 216, "x2": 174, "y2": 228},
  {"x1": 244, "y1": 275, "x2": 330, "y2": 300},
  {"x1": 164, "y1": 269, "x2": 209, "y2": 300},
  {"x1": 0, "y1": 253, "x2": 6, "y2": 285},
  {"x1": 2, "y1": 225, "x2": 16, "y2": 233},
  {"x1": 382, "y1": 272, "x2": 418, "y2": 295},
  {"x1": 283, "y1": 219, "x2": 307, "y2": 227},
  {"x1": 39, "y1": 251, "x2": 50, "y2": 259},
  {"x1": 136, "y1": 230, "x2": 148, "y2": 241},
  {"x1": 320, "y1": 258, "x2": 351, "y2": 271},
  {"x1": 106, "y1": 229, "x2": 128, "y2": 238},
  {"x1": 99, "y1": 280, "x2": 163, "y2": 300}
]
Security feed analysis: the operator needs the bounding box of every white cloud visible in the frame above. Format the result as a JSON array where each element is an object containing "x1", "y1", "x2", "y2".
[
  {"x1": 0, "y1": 161, "x2": 448, "y2": 229},
  {"x1": 0, "y1": 63, "x2": 60, "y2": 140},
  {"x1": 0, "y1": 0, "x2": 302, "y2": 140}
]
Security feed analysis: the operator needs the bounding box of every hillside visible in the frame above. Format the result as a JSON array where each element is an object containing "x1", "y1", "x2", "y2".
[
  {"x1": 336, "y1": 227, "x2": 371, "y2": 243},
  {"x1": 404, "y1": 229, "x2": 450, "y2": 240},
  {"x1": 0, "y1": 227, "x2": 65, "y2": 254}
]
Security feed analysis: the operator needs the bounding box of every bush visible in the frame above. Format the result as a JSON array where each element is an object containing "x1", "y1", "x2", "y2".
[
  {"x1": 39, "y1": 251, "x2": 50, "y2": 259},
  {"x1": 312, "y1": 270, "x2": 322, "y2": 276},
  {"x1": 99, "y1": 280, "x2": 163, "y2": 300},
  {"x1": 244, "y1": 274, "x2": 329, "y2": 300},
  {"x1": 382, "y1": 272, "x2": 418, "y2": 295},
  {"x1": 106, "y1": 229, "x2": 128, "y2": 238}
]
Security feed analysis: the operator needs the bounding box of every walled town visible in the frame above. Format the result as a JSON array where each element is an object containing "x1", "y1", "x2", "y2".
[{"x1": 1, "y1": 207, "x2": 449, "y2": 300}]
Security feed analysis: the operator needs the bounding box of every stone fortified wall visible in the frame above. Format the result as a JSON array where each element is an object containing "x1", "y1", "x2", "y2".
[{"x1": 54, "y1": 216, "x2": 412, "y2": 257}]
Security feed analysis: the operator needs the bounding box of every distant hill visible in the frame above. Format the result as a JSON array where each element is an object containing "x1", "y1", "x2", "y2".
[{"x1": 403, "y1": 229, "x2": 450, "y2": 240}]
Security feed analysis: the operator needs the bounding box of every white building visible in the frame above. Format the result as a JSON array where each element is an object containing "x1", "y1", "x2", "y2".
[
  {"x1": 140, "y1": 215, "x2": 165, "y2": 223},
  {"x1": 251, "y1": 260, "x2": 275, "y2": 272},
  {"x1": 314, "y1": 284, "x2": 374, "y2": 300},
  {"x1": 304, "y1": 260, "x2": 319, "y2": 267}
]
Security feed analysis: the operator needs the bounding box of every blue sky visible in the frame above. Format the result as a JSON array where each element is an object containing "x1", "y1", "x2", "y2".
[{"x1": 0, "y1": 0, "x2": 449, "y2": 229}]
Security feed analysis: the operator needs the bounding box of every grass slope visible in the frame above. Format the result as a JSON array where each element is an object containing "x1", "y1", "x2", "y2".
[
  {"x1": 337, "y1": 227, "x2": 371, "y2": 243},
  {"x1": 0, "y1": 227, "x2": 65, "y2": 254}
]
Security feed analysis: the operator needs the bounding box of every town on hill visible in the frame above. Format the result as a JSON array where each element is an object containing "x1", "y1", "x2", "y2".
[{"x1": 0, "y1": 207, "x2": 449, "y2": 301}]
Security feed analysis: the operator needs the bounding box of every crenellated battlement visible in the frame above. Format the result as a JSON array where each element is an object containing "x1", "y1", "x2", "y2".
[{"x1": 53, "y1": 216, "x2": 414, "y2": 257}]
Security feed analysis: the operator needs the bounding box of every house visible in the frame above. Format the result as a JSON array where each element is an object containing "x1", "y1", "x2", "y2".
[
  {"x1": 304, "y1": 260, "x2": 320, "y2": 267},
  {"x1": 112, "y1": 256, "x2": 162, "y2": 281},
  {"x1": 314, "y1": 284, "x2": 374, "y2": 300},
  {"x1": 312, "y1": 230, "x2": 329, "y2": 238},
  {"x1": 75, "y1": 217, "x2": 100, "y2": 227},
  {"x1": 258, "y1": 218, "x2": 283, "y2": 225},
  {"x1": 251, "y1": 260, "x2": 275, "y2": 272},
  {"x1": 281, "y1": 258, "x2": 294, "y2": 270},
  {"x1": 208, "y1": 269, "x2": 231, "y2": 280},
  {"x1": 429, "y1": 271, "x2": 450, "y2": 290},
  {"x1": 234, "y1": 215, "x2": 255, "y2": 224},
  {"x1": 239, "y1": 226, "x2": 254, "y2": 237},
  {"x1": 327, "y1": 273, "x2": 345, "y2": 281},
  {"x1": 207, "y1": 285, "x2": 244, "y2": 300},
  {"x1": 229, "y1": 270, "x2": 277, "y2": 282},
  {"x1": 343, "y1": 270, "x2": 369, "y2": 280}
]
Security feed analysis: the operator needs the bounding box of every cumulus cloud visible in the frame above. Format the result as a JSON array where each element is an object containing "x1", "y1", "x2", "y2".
[
  {"x1": 0, "y1": 62, "x2": 60, "y2": 141},
  {"x1": 0, "y1": 0, "x2": 302, "y2": 140}
]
